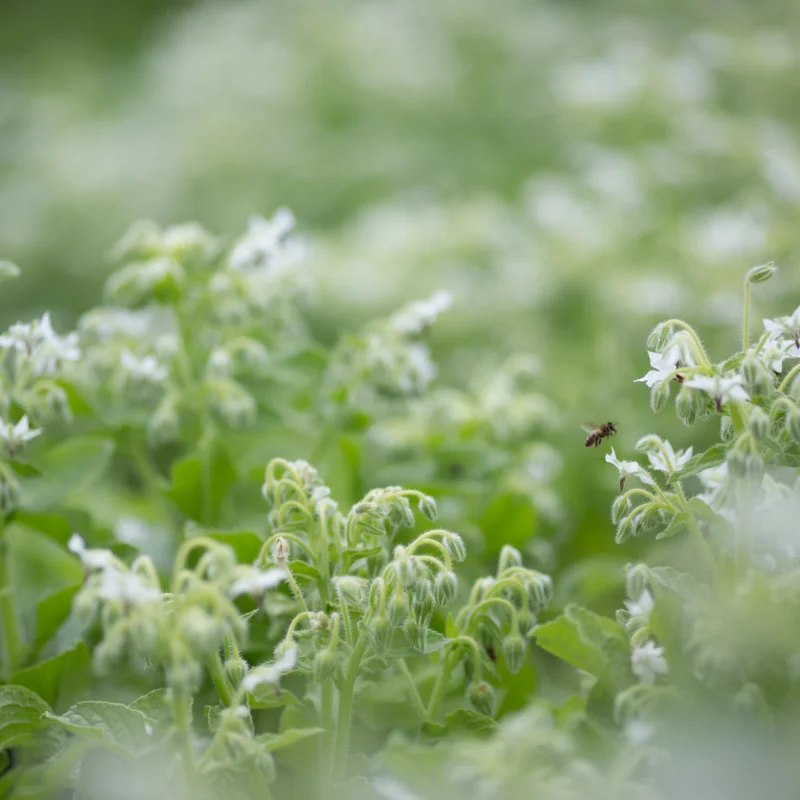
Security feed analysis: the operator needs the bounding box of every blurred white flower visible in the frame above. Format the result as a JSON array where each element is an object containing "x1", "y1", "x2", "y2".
[
  {"x1": 68, "y1": 533, "x2": 115, "y2": 571},
  {"x1": 643, "y1": 439, "x2": 693, "y2": 475},
  {"x1": 389, "y1": 290, "x2": 452, "y2": 335},
  {"x1": 0, "y1": 415, "x2": 42, "y2": 453},
  {"x1": 625, "y1": 590, "x2": 655, "y2": 631},
  {"x1": 605, "y1": 448, "x2": 655, "y2": 487},
  {"x1": 631, "y1": 640, "x2": 668, "y2": 684},
  {"x1": 764, "y1": 306, "x2": 800, "y2": 351},
  {"x1": 120, "y1": 349, "x2": 169, "y2": 382},
  {"x1": 625, "y1": 718, "x2": 656, "y2": 745},
  {"x1": 634, "y1": 347, "x2": 681, "y2": 388},
  {"x1": 229, "y1": 566, "x2": 287, "y2": 598},
  {"x1": 229, "y1": 209, "x2": 297, "y2": 271},
  {"x1": 98, "y1": 567, "x2": 161, "y2": 605},
  {"x1": 685, "y1": 374, "x2": 749, "y2": 407},
  {"x1": 241, "y1": 645, "x2": 297, "y2": 692}
]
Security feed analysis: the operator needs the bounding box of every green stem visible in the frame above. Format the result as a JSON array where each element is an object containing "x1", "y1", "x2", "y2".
[
  {"x1": 398, "y1": 659, "x2": 427, "y2": 720},
  {"x1": 172, "y1": 690, "x2": 196, "y2": 784},
  {"x1": 674, "y1": 484, "x2": 716, "y2": 573},
  {"x1": 320, "y1": 679, "x2": 335, "y2": 788},
  {"x1": 207, "y1": 652, "x2": 234, "y2": 707},
  {"x1": 199, "y1": 428, "x2": 215, "y2": 527},
  {"x1": 425, "y1": 651, "x2": 455, "y2": 723},
  {"x1": 318, "y1": 505, "x2": 330, "y2": 607},
  {"x1": 743, "y1": 277, "x2": 751, "y2": 351},
  {"x1": 0, "y1": 527, "x2": 23, "y2": 679},
  {"x1": 728, "y1": 401, "x2": 748, "y2": 434},
  {"x1": 333, "y1": 637, "x2": 367, "y2": 783},
  {"x1": 779, "y1": 363, "x2": 800, "y2": 394}
]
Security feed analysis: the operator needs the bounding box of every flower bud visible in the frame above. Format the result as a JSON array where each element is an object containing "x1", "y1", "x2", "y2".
[
  {"x1": 224, "y1": 657, "x2": 249, "y2": 688},
  {"x1": 443, "y1": 533, "x2": 467, "y2": 563},
  {"x1": 418, "y1": 495, "x2": 437, "y2": 521},
  {"x1": 675, "y1": 386, "x2": 701, "y2": 427},
  {"x1": 274, "y1": 638, "x2": 298, "y2": 662},
  {"x1": 466, "y1": 681, "x2": 495, "y2": 717},
  {"x1": 744, "y1": 450, "x2": 764, "y2": 482},
  {"x1": 433, "y1": 571, "x2": 459, "y2": 606},
  {"x1": 787, "y1": 406, "x2": 800, "y2": 443},
  {"x1": 649, "y1": 382, "x2": 670, "y2": 414},
  {"x1": 403, "y1": 617, "x2": 426, "y2": 652},
  {"x1": 625, "y1": 564, "x2": 650, "y2": 601},
  {"x1": 746, "y1": 261, "x2": 777, "y2": 284},
  {"x1": 498, "y1": 545, "x2": 523, "y2": 573},
  {"x1": 368, "y1": 616, "x2": 393, "y2": 653},
  {"x1": 369, "y1": 577, "x2": 387, "y2": 611},
  {"x1": 105, "y1": 256, "x2": 186, "y2": 307},
  {"x1": 749, "y1": 407, "x2": 769, "y2": 441},
  {"x1": 147, "y1": 394, "x2": 182, "y2": 446},
  {"x1": 334, "y1": 575, "x2": 365, "y2": 607},
  {"x1": 526, "y1": 573, "x2": 553, "y2": 611},
  {"x1": 314, "y1": 648, "x2": 339, "y2": 684},
  {"x1": 726, "y1": 446, "x2": 748, "y2": 479},
  {"x1": 0, "y1": 260, "x2": 20, "y2": 283},
  {"x1": 413, "y1": 591, "x2": 434, "y2": 626},
  {"x1": 646, "y1": 323, "x2": 670, "y2": 351},
  {"x1": 165, "y1": 659, "x2": 203, "y2": 692},
  {"x1": 611, "y1": 494, "x2": 631, "y2": 524},
  {"x1": 741, "y1": 354, "x2": 772, "y2": 396},
  {"x1": 720, "y1": 415, "x2": 735, "y2": 442},
  {"x1": 502, "y1": 634, "x2": 526, "y2": 674},
  {"x1": 272, "y1": 537, "x2": 289, "y2": 563},
  {"x1": 387, "y1": 588, "x2": 409, "y2": 625}
]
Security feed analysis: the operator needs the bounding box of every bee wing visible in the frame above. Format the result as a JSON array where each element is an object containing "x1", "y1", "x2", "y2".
[{"x1": 580, "y1": 422, "x2": 599, "y2": 433}]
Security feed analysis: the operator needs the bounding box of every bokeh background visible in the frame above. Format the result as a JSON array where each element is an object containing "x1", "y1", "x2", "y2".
[{"x1": 2, "y1": 0, "x2": 799, "y2": 609}]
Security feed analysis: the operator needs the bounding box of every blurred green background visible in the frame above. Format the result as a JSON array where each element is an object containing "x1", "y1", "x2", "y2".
[{"x1": 2, "y1": 0, "x2": 799, "y2": 607}]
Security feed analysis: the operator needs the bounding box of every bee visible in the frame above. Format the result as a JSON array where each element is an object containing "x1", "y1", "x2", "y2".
[{"x1": 582, "y1": 421, "x2": 617, "y2": 448}]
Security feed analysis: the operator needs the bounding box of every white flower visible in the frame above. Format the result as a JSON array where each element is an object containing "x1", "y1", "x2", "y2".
[
  {"x1": 0, "y1": 415, "x2": 42, "y2": 452},
  {"x1": 390, "y1": 291, "x2": 452, "y2": 336},
  {"x1": 31, "y1": 313, "x2": 81, "y2": 374},
  {"x1": 685, "y1": 374, "x2": 749, "y2": 409},
  {"x1": 625, "y1": 719, "x2": 656, "y2": 745},
  {"x1": 624, "y1": 590, "x2": 654, "y2": 630},
  {"x1": 97, "y1": 567, "x2": 161, "y2": 605},
  {"x1": 229, "y1": 209, "x2": 297, "y2": 271},
  {"x1": 696, "y1": 463, "x2": 729, "y2": 507},
  {"x1": 68, "y1": 533, "x2": 114, "y2": 571},
  {"x1": 764, "y1": 306, "x2": 800, "y2": 349},
  {"x1": 241, "y1": 645, "x2": 297, "y2": 693},
  {"x1": 761, "y1": 339, "x2": 796, "y2": 373},
  {"x1": 120, "y1": 349, "x2": 168, "y2": 382},
  {"x1": 229, "y1": 566, "x2": 287, "y2": 598},
  {"x1": 631, "y1": 641, "x2": 668, "y2": 684},
  {"x1": 605, "y1": 448, "x2": 655, "y2": 487},
  {"x1": 634, "y1": 347, "x2": 682, "y2": 388},
  {"x1": 641, "y1": 439, "x2": 693, "y2": 475}
]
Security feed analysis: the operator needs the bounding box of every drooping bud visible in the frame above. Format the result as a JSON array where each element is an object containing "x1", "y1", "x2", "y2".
[
  {"x1": 466, "y1": 681, "x2": 496, "y2": 716},
  {"x1": 502, "y1": 634, "x2": 526, "y2": 674},
  {"x1": 443, "y1": 533, "x2": 467, "y2": 563},
  {"x1": 418, "y1": 495, "x2": 437, "y2": 521},
  {"x1": 625, "y1": 563, "x2": 651, "y2": 601},
  {"x1": 334, "y1": 575, "x2": 366, "y2": 607},
  {"x1": 650, "y1": 382, "x2": 670, "y2": 414},
  {"x1": 498, "y1": 545, "x2": 523, "y2": 573},
  {"x1": 224, "y1": 657, "x2": 249, "y2": 688},
  {"x1": 272, "y1": 537, "x2": 289, "y2": 564},
  {"x1": 726, "y1": 446, "x2": 748, "y2": 479},
  {"x1": 749, "y1": 407, "x2": 770, "y2": 441},
  {"x1": 526, "y1": 573, "x2": 553, "y2": 611},
  {"x1": 403, "y1": 617, "x2": 426, "y2": 652},
  {"x1": 433, "y1": 571, "x2": 459, "y2": 606},
  {"x1": 387, "y1": 588, "x2": 410, "y2": 625},
  {"x1": 314, "y1": 648, "x2": 339, "y2": 684},
  {"x1": 368, "y1": 616, "x2": 393, "y2": 653}
]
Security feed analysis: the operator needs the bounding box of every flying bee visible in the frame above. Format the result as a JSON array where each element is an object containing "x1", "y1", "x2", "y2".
[{"x1": 582, "y1": 421, "x2": 617, "y2": 448}]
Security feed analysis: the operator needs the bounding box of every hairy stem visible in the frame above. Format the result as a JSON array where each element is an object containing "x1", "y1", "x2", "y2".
[{"x1": 333, "y1": 637, "x2": 367, "y2": 783}]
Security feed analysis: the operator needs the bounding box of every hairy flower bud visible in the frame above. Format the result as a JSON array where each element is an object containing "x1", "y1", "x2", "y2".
[
  {"x1": 334, "y1": 575, "x2": 366, "y2": 607},
  {"x1": 650, "y1": 381, "x2": 670, "y2": 414},
  {"x1": 675, "y1": 385, "x2": 703, "y2": 427},
  {"x1": 466, "y1": 681, "x2": 495, "y2": 717},
  {"x1": 498, "y1": 545, "x2": 523, "y2": 573},
  {"x1": 443, "y1": 533, "x2": 467, "y2": 563},
  {"x1": 746, "y1": 261, "x2": 777, "y2": 284},
  {"x1": 368, "y1": 615, "x2": 393, "y2": 653},
  {"x1": 726, "y1": 446, "x2": 748, "y2": 479},
  {"x1": 749, "y1": 407, "x2": 769, "y2": 441},
  {"x1": 502, "y1": 634, "x2": 526, "y2": 674},
  {"x1": 526, "y1": 573, "x2": 553, "y2": 611},
  {"x1": 433, "y1": 571, "x2": 459, "y2": 606},
  {"x1": 272, "y1": 537, "x2": 289, "y2": 563},
  {"x1": 403, "y1": 617, "x2": 426, "y2": 652},
  {"x1": 418, "y1": 495, "x2": 437, "y2": 521},
  {"x1": 741, "y1": 354, "x2": 772, "y2": 396},
  {"x1": 387, "y1": 588, "x2": 410, "y2": 625},
  {"x1": 625, "y1": 564, "x2": 651, "y2": 601},
  {"x1": 314, "y1": 648, "x2": 339, "y2": 684},
  {"x1": 224, "y1": 657, "x2": 249, "y2": 688}
]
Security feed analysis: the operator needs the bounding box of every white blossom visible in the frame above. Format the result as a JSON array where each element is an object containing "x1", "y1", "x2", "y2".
[
  {"x1": 0, "y1": 415, "x2": 42, "y2": 452},
  {"x1": 68, "y1": 533, "x2": 115, "y2": 571},
  {"x1": 97, "y1": 567, "x2": 161, "y2": 605},
  {"x1": 240, "y1": 645, "x2": 297, "y2": 693},
  {"x1": 685, "y1": 374, "x2": 749, "y2": 407},
  {"x1": 634, "y1": 347, "x2": 682, "y2": 388},
  {"x1": 625, "y1": 718, "x2": 656, "y2": 745},
  {"x1": 389, "y1": 291, "x2": 452, "y2": 336},
  {"x1": 120, "y1": 349, "x2": 169, "y2": 382},
  {"x1": 631, "y1": 640, "x2": 668, "y2": 684},
  {"x1": 605, "y1": 448, "x2": 655, "y2": 487},
  {"x1": 764, "y1": 306, "x2": 800, "y2": 349},
  {"x1": 624, "y1": 590, "x2": 655, "y2": 631},
  {"x1": 229, "y1": 566, "x2": 287, "y2": 598},
  {"x1": 229, "y1": 209, "x2": 297, "y2": 271},
  {"x1": 641, "y1": 439, "x2": 693, "y2": 475}
]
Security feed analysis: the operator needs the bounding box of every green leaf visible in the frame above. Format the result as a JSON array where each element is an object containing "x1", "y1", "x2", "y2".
[
  {"x1": 19, "y1": 436, "x2": 116, "y2": 510},
  {"x1": 342, "y1": 545, "x2": 385, "y2": 563},
  {"x1": 249, "y1": 686, "x2": 301, "y2": 710},
  {"x1": 45, "y1": 701, "x2": 153, "y2": 756},
  {"x1": 533, "y1": 616, "x2": 607, "y2": 675},
  {"x1": 34, "y1": 584, "x2": 80, "y2": 652},
  {"x1": 479, "y1": 493, "x2": 536, "y2": 554},
  {"x1": 10, "y1": 643, "x2": 90, "y2": 710},
  {"x1": 445, "y1": 613, "x2": 457, "y2": 639},
  {"x1": 672, "y1": 443, "x2": 727, "y2": 481},
  {"x1": 205, "y1": 704, "x2": 222, "y2": 733},
  {"x1": 129, "y1": 689, "x2": 173, "y2": 726},
  {"x1": 423, "y1": 708, "x2": 496, "y2": 738},
  {"x1": 0, "y1": 685, "x2": 51, "y2": 750},
  {"x1": 167, "y1": 442, "x2": 237, "y2": 524},
  {"x1": 288, "y1": 560, "x2": 320, "y2": 582},
  {"x1": 656, "y1": 511, "x2": 689, "y2": 540},
  {"x1": 255, "y1": 727, "x2": 323, "y2": 752}
]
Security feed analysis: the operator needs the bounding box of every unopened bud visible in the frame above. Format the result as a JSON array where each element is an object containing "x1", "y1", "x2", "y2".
[
  {"x1": 726, "y1": 446, "x2": 748, "y2": 478},
  {"x1": 433, "y1": 571, "x2": 459, "y2": 606},
  {"x1": 443, "y1": 533, "x2": 467, "y2": 563},
  {"x1": 749, "y1": 407, "x2": 769, "y2": 441},
  {"x1": 498, "y1": 545, "x2": 523, "y2": 573},
  {"x1": 466, "y1": 681, "x2": 495, "y2": 716},
  {"x1": 368, "y1": 616, "x2": 393, "y2": 653},
  {"x1": 741, "y1": 354, "x2": 772, "y2": 396},
  {"x1": 625, "y1": 564, "x2": 650, "y2": 601},
  {"x1": 314, "y1": 648, "x2": 339, "y2": 684},
  {"x1": 418, "y1": 495, "x2": 437, "y2": 521},
  {"x1": 744, "y1": 450, "x2": 764, "y2": 482},
  {"x1": 675, "y1": 386, "x2": 701, "y2": 427},
  {"x1": 403, "y1": 617, "x2": 426, "y2": 652},
  {"x1": 611, "y1": 494, "x2": 631, "y2": 524},
  {"x1": 387, "y1": 588, "x2": 409, "y2": 625},
  {"x1": 272, "y1": 537, "x2": 289, "y2": 563},
  {"x1": 746, "y1": 261, "x2": 777, "y2": 284},
  {"x1": 526, "y1": 573, "x2": 553, "y2": 611},
  {"x1": 650, "y1": 382, "x2": 670, "y2": 414},
  {"x1": 502, "y1": 634, "x2": 526, "y2": 674},
  {"x1": 334, "y1": 575, "x2": 365, "y2": 607},
  {"x1": 224, "y1": 657, "x2": 249, "y2": 688}
]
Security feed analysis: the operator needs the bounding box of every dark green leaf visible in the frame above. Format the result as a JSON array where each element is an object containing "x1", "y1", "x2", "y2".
[
  {"x1": 10, "y1": 643, "x2": 90, "y2": 710},
  {"x1": 672, "y1": 443, "x2": 727, "y2": 481},
  {"x1": 479, "y1": 493, "x2": 536, "y2": 554},
  {"x1": 167, "y1": 442, "x2": 237, "y2": 524}
]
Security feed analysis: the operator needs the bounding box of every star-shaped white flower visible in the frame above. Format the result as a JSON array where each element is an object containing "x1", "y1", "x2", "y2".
[
  {"x1": 764, "y1": 305, "x2": 800, "y2": 349},
  {"x1": 624, "y1": 590, "x2": 654, "y2": 631},
  {"x1": 631, "y1": 640, "x2": 668, "y2": 684},
  {"x1": 760, "y1": 339, "x2": 797, "y2": 373},
  {"x1": 229, "y1": 209, "x2": 297, "y2": 271},
  {"x1": 97, "y1": 567, "x2": 161, "y2": 605},
  {"x1": 241, "y1": 645, "x2": 297, "y2": 693},
  {"x1": 643, "y1": 439, "x2": 693, "y2": 475},
  {"x1": 605, "y1": 447, "x2": 655, "y2": 490},
  {"x1": 68, "y1": 533, "x2": 115, "y2": 571},
  {"x1": 685, "y1": 374, "x2": 749, "y2": 410},
  {"x1": 0, "y1": 415, "x2": 42, "y2": 454},
  {"x1": 121, "y1": 349, "x2": 169, "y2": 382},
  {"x1": 634, "y1": 347, "x2": 682, "y2": 388},
  {"x1": 229, "y1": 566, "x2": 287, "y2": 598}
]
